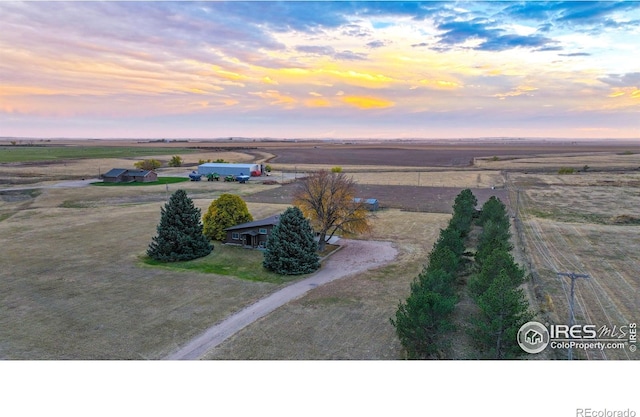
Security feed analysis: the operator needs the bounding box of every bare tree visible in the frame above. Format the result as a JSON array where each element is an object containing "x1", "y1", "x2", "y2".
[{"x1": 293, "y1": 170, "x2": 371, "y2": 251}]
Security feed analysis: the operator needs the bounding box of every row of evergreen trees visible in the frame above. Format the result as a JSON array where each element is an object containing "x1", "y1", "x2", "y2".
[
  {"x1": 391, "y1": 190, "x2": 533, "y2": 359},
  {"x1": 390, "y1": 189, "x2": 477, "y2": 359},
  {"x1": 469, "y1": 196, "x2": 533, "y2": 359}
]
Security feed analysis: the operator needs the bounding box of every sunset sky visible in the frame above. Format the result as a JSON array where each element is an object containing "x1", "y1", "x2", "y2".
[{"x1": 1, "y1": 1, "x2": 639, "y2": 140}]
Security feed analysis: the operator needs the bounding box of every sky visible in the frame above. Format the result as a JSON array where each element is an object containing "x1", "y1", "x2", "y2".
[{"x1": 1, "y1": 1, "x2": 639, "y2": 140}]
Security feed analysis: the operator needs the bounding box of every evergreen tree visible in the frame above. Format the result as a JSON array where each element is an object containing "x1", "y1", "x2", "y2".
[
  {"x1": 202, "y1": 194, "x2": 253, "y2": 241},
  {"x1": 469, "y1": 250, "x2": 525, "y2": 298},
  {"x1": 263, "y1": 207, "x2": 320, "y2": 275},
  {"x1": 450, "y1": 188, "x2": 477, "y2": 236},
  {"x1": 478, "y1": 196, "x2": 509, "y2": 227},
  {"x1": 474, "y1": 219, "x2": 513, "y2": 269},
  {"x1": 147, "y1": 189, "x2": 213, "y2": 262},
  {"x1": 391, "y1": 271, "x2": 457, "y2": 359},
  {"x1": 473, "y1": 271, "x2": 534, "y2": 359}
]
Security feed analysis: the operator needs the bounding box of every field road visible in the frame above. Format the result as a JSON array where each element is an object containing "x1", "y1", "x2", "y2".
[
  {"x1": 165, "y1": 239, "x2": 398, "y2": 360},
  {"x1": 0, "y1": 179, "x2": 100, "y2": 192}
]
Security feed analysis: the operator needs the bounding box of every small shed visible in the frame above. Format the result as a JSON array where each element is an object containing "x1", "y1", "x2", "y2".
[{"x1": 354, "y1": 198, "x2": 379, "y2": 211}]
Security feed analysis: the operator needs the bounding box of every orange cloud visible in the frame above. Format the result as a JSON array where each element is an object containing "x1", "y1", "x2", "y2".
[
  {"x1": 249, "y1": 90, "x2": 297, "y2": 108},
  {"x1": 305, "y1": 98, "x2": 331, "y2": 107},
  {"x1": 341, "y1": 96, "x2": 394, "y2": 109}
]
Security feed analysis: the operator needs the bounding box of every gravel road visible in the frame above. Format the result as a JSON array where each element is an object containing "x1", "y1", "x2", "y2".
[{"x1": 165, "y1": 239, "x2": 398, "y2": 360}]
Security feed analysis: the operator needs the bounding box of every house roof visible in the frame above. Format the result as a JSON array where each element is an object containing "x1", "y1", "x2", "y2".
[
  {"x1": 225, "y1": 215, "x2": 280, "y2": 231},
  {"x1": 199, "y1": 163, "x2": 259, "y2": 169},
  {"x1": 103, "y1": 168, "x2": 128, "y2": 178},
  {"x1": 127, "y1": 169, "x2": 153, "y2": 177}
]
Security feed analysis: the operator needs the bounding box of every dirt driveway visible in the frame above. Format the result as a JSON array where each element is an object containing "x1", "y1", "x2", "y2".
[{"x1": 165, "y1": 239, "x2": 398, "y2": 360}]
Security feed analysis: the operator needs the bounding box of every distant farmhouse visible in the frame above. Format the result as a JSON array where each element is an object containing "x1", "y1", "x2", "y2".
[
  {"x1": 102, "y1": 168, "x2": 158, "y2": 183},
  {"x1": 224, "y1": 215, "x2": 280, "y2": 249}
]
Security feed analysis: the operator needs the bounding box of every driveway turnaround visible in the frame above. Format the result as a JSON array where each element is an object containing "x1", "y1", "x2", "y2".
[{"x1": 165, "y1": 239, "x2": 397, "y2": 360}]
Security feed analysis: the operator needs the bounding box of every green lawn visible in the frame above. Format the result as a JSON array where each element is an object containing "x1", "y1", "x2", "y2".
[
  {"x1": 141, "y1": 243, "x2": 306, "y2": 284},
  {"x1": 0, "y1": 145, "x2": 195, "y2": 163},
  {"x1": 92, "y1": 177, "x2": 189, "y2": 187}
]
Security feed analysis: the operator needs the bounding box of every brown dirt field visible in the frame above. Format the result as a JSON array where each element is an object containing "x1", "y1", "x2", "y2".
[
  {"x1": 264, "y1": 142, "x2": 640, "y2": 167},
  {"x1": 245, "y1": 181, "x2": 508, "y2": 213}
]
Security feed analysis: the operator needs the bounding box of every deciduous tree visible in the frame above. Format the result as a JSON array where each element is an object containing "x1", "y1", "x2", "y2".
[
  {"x1": 202, "y1": 194, "x2": 253, "y2": 241},
  {"x1": 134, "y1": 159, "x2": 162, "y2": 170},
  {"x1": 293, "y1": 170, "x2": 371, "y2": 251},
  {"x1": 168, "y1": 155, "x2": 183, "y2": 167},
  {"x1": 147, "y1": 189, "x2": 212, "y2": 262}
]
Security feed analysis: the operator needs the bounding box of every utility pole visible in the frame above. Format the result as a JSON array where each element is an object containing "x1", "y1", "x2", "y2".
[{"x1": 557, "y1": 271, "x2": 589, "y2": 360}]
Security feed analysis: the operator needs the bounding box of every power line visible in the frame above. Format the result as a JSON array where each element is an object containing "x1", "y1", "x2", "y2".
[{"x1": 557, "y1": 271, "x2": 589, "y2": 360}]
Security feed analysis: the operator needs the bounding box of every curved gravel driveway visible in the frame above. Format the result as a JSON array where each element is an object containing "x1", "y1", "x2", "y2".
[{"x1": 165, "y1": 239, "x2": 397, "y2": 360}]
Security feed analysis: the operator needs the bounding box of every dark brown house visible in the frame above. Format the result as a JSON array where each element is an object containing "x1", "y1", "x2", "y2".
[
  {"x1": 223, "y1": 215, "x2": 280, "y2": 249},
  {"x1": 102, "y1": 168, "x2": 158, "y2": 183}
]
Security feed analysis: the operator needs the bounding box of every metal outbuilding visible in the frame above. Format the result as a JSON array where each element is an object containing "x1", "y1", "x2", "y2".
[
  {"x1": 197, "y1": 163, "x2": 261, "y2": 177},
  {"x1": 354, "y1": 198, "x2": 379, "y2": 211}
]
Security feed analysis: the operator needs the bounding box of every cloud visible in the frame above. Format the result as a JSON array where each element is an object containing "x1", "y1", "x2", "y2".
[
  {"x1": 558, "y1": 52, "x2": 591, "y2": 57},
  {"x1": 341, "y1": 96, "x2": 394, "y2": 109},
  {"x1": 599, "y1": 72, "x2": 640, "y2": 87},
  {"x1": 434, "y1": 17, "x2": 559, "y2": 52},
  {"x1": 295, "y1": 45, "x2": 367, "y2": 61},
  {"x1": 366, "y1": 40, "x2": 387, "y2": 49},
  {"x1": 503, "y1": 1, "x2": 640, "y2": 28}
]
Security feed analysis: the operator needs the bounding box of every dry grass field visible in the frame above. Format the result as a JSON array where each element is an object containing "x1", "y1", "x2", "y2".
[
  {"x1": 509, "y1": 172, "x2": 640, "y2": 360},
  {"x1": 1, "y1": 139, "x2": 638, "y2": 360},
  {"x1": 203, "y1": 210, "x2": 451, "y2": 359},
  {"x1": 0, "y1": 150, "x2": 256, "y2": 187}
]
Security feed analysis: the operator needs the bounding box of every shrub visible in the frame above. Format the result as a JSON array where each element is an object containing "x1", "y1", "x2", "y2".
[
  {"x1": 202, "y1": 194, "x2": 253, "y2": 241},
  {"x1": 168, "y1": 155, "x2": 183, "y2": 167},
  {"x1": 558, "y1": 167, "x2": 575, "y2": 175},
  {"x1": 134, "y1": 159, "x2": 162, "y2": 170},
  {"x1": 331, "y1": 166, "x2": 343, "y2": 173}
]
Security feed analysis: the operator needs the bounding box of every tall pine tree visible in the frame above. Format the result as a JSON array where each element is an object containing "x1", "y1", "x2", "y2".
[
  {"x1": 263, "y1": 207, "x2": 320, "y2": 275},
  {"x1": 147, "y1": 189, "x2": 213, "y2": 262},
  {"x1": 473, "y1": 271, "x2": 533, "y2": 359}
]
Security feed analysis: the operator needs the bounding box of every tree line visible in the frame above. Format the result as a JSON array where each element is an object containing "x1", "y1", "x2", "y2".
[{"x1": 391, "y1": 190, "x2": 532, "y2": 359}]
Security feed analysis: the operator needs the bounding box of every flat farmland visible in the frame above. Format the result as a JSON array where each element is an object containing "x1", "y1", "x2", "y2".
[
  {"x1": 510, "y1": 172, "x2": 640, "y2": 360},
  {"x1": 265, "y1": 141, "x2": 640, "y2": 167},
  {"x1": 245, "y1": 181, "x2": 508, "y2": 213},
  {"x1": 2, "y1": 139, "x2": 638, "y2": 360},
  {"x1": 0, "y1": 150, "x2": 256, "y2": 186}
]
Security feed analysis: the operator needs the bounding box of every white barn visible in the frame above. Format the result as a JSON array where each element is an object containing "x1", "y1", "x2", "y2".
[{"x1": 197, "y1": 163, "x2": 261, "y2": 177}]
